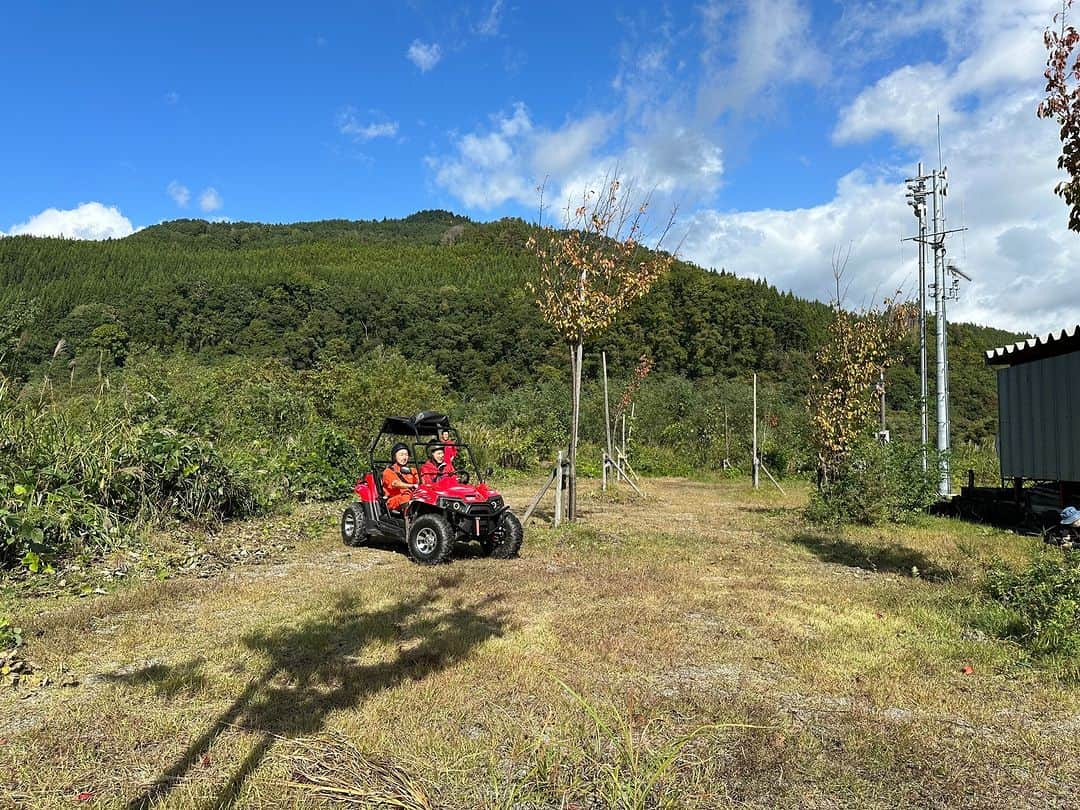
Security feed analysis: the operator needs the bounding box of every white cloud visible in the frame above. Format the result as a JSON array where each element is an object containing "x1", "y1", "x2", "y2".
[
  {"x1": 834, "y1": 0, "x2": 1047, "y2": 146},
  {"x1": 167, "y1": 180, "x2": 190, "y2": 207},
  {"x1": 407, "y1": 40, "x2": 442, "y2": 72},
  {"x1": 428, "y1": 104, "x2": 537, "y2": 209},
  {"x1": 7, "y1": 202, "x2": 135, "y2": 240},
  {"x1": 429, "y1": 102, "x2": 723, "y2": 213},
  {"x1": 199, "y1": 187, "x2": 223, "y2": 213},
  {"x1": 790, "y1": 0, "x2": 1076, "y2": 334},
  {"x1": 834, "y1": 63, "x2": 956, "y2": 144},
  {"x1": 684, "y1": 76, "x2": 1079, "y2": 336},
  {"x1": 476, "y1": 0, "x2": 504, "y2": 36},
  {"x1": 338, "y1": 107, "x2": 399, "y2": 141},
  {"x1": 697, "y1": 0, "x2": 829, "y2": 119}
]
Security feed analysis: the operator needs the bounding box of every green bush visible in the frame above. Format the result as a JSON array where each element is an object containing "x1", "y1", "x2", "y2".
[
  {"x1": 980, "y1": 552, "x2": 1080, "y2": 679},
  {"x1": 807, "y1": 439, "x2": 937, "y2": 526},
  {"x1": 0, "y1": 391, "x2": 260, "y2": 569},
  {"x1": 269, "y1": 423, "x2": 364, "y2": 501}
]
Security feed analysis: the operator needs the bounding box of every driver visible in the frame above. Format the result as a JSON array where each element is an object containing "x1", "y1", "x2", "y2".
[
  {"x1": 421, "y1": 441, "x2": 455, "y2": 485},
  {"x1": 383, "y1": 443, "x2": 418, "y2": 511}
]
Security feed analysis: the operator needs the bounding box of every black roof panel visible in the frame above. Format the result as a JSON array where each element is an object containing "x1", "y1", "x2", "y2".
[{"x1": 378, "y1": 411, "x2": 450, "y2": 436}]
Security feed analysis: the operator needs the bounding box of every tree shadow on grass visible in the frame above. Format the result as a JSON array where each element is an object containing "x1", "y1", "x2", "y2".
[
  {"x1": 103, "y1": 658, "x2": 208, "y2": 698},
  {"x1": 113, "y1": 572, "x2": 505, "y2": 809},
  {"x1": 790, "y1": 532, "x2": 955, "y2": 582}
]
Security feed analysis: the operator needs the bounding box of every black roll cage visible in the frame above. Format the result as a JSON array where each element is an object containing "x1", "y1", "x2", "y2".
[{"x1": 368, "y1": 411, "x2": 480, "y2": 485}]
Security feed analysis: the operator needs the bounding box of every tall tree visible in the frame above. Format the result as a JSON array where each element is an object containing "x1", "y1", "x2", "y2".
[
  {"x1": 807, "y1": 261, "x2": 915, "y2": 482},
  {"x1": 528, "y1": 176, "x2": 675, "y2": 519},
  {"x1": 1038, "y1": 0, "x2": 1080, "y2": 231}
]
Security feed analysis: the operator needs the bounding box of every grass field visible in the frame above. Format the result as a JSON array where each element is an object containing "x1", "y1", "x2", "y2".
[{"x1": 2, "y1": 477, "x2": 1077, "y2": 809}]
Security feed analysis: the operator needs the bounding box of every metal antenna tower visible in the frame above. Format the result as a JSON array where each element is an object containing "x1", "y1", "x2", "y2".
[{"x1": 903, "y1": 156, "x2": 968, "y2": 497}]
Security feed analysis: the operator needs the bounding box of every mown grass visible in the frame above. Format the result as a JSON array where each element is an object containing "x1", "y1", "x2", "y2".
[{"x1": 2, "y1": 477, "x2": 1077, "y2": 808}]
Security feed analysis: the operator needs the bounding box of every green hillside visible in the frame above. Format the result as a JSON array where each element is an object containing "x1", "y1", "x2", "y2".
[{"x1": 1, "y1": 213, "x2": 1022, "y2": 447}]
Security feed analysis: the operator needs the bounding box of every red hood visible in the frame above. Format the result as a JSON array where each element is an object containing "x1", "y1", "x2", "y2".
[{"x1": 419, "y1": 478, "x2": 498, "y2": 502}]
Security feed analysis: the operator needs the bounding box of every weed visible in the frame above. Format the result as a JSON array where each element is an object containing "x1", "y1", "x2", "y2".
[{"x1": 979, "y1": 550, "x2": 1080, "y2": 679}]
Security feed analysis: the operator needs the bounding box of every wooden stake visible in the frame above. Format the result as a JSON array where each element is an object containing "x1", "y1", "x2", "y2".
[
  {"x1": 759, "y1": 461, "x2": 786, "y2": 495},
  {"x1": 554, "y1": 450, "x2": 564, "y2": 527},
  {"x1": 522, "y1": 466, "x2": 557, "y2": 524},
  {"x1": 620, "y1": 412, "x2": 627, "y2": 482},
  {"x1": 602, "y1": 352, "x2": 612, "y2": 491},
  {"x1": 605, "y1": 452, "x2": 645, "y2": 497},
  {"x1": 752, "y1": 373, "x2": 760, "y2": 489}
]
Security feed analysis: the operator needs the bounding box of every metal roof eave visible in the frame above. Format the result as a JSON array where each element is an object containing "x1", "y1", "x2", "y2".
[{"x1": 985, "y1": 324, "x2": 1080, "y2": 368}]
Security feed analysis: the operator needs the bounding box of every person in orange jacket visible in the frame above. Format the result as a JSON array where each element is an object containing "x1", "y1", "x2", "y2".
[
  {"x1": 420, "y1": 441, "x2": 455, "y2": 485},
  {"x1": 382, "y1": 443, "x2": 418, "y2": 511}
]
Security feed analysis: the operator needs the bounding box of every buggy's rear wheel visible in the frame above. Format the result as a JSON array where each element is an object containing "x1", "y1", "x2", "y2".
[
  {"x1": 341, "y1": 503, "x2": 366, "y2": 546},
  {"x1": 482, "y1": 510, "x2": 523, "y2": 559},
  {"x1": 408, "y1": 513, "x2": 454, "y2": 564}
]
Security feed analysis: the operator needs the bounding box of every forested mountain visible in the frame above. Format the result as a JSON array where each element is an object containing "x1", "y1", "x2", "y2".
[{"x1": 0, "y1": 213, "x2": 1022, "y2": 449}]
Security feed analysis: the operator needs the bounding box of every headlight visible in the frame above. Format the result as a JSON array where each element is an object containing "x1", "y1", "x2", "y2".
[
  {"x1": 452, "y1": 501, "x2": 463, "y2": 512},
  {"x1": 490, "y1": 497, "x2": 502, "y2": 509}
]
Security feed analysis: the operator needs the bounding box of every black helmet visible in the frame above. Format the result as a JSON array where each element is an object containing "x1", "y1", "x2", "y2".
[
  {"x1": 390, "y1": 442, "x2": 410, "y2": 459},
  {"x1": 426, "y1": 440, "x2": 445, "y2": 457}
]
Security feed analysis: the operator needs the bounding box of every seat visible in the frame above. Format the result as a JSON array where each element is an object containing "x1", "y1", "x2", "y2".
[{"x1": 371, "y1": 462, "x2": 394, "y2": 517}]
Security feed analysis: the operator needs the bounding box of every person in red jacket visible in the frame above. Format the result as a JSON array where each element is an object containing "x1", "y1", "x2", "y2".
[
  {"x1": 438, "y1": 429, "x2": 458, "y2": 466},
  {"x1": 382, "y1": 443, "x2": 418, "y2": 511},
  {"x1": 420, "y1": 441, "x2": 455, "y2": 485}
]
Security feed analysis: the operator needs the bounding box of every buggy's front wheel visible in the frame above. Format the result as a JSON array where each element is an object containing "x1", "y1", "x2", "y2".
[
  {"x1": 408, "y1": 513, "x2": 455, "y2": 564},
  {"x1": 482, "y1": 510, "x2": 523, "y2": 559}
]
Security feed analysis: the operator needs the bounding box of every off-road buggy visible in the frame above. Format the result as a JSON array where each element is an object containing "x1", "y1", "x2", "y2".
[{"x1": 340, "y1": 411, "x2": 523, "y2": 564}]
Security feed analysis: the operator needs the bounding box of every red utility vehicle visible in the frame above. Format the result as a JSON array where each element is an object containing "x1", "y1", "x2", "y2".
[{"x1": 340, "y1": 411, "x2": 523, "y2": 564}]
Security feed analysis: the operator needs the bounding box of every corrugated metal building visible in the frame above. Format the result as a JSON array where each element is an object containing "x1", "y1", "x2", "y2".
[{"x1": 985, "y1": 325, "x2": 1080, "y2": 484}]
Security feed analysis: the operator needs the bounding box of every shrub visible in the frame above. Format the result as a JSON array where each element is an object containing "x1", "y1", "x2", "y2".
[
  {"x1": 270, "y1": 423, "x2": 363, "y2": 501},
  {"x1": 0, "y1": 372, "x2": 260, "y2": 570},
  {"x1": 806, "y1": 439, "x2": 937, "y2": 526},
  {"x1": 980, "y1": 551, "x2": 1080, "y2": 679}
]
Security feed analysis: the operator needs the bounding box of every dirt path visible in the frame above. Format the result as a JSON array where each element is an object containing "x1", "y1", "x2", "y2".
[{"x1": 2, "y1": 478, "x2": 1077, "y2": 809}]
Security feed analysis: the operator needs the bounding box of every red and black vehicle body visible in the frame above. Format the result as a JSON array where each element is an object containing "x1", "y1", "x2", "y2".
[{"x1": 341, "y1": 411, "x2": 523, "y2": 564}]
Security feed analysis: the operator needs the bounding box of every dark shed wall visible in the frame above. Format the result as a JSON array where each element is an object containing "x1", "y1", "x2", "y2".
[{"x1": 997, "y1": 350, "x2": 1080, "y2": 481}]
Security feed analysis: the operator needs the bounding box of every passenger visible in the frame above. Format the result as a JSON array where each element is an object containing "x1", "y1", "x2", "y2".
[
  {"x1": 420, "y1": 441, "x2": 455, "y2": 485},
  {"x1": 382, "y1": 443, "x2": 418, "y2": 511},
  {"x1": 439, "y1": 429, "x2": 459, "y2": 465}
]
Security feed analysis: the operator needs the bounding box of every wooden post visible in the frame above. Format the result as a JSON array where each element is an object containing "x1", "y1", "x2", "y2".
[
  {"x1": 606, "y1": 453, "x2": 645, "y2": 497},
  {"x1": 759, "y1": 461, "x2": 786, "y2": 495},
  {"x1": 554, "y1": 450, "x2": 564, "y2": 527},
  {"x1": 522, "y1": 466, "x2": 557, "y2": 524},
  {"x1": 602, "y1": 352, "x2": 612, "y2": 491},
  {"x1": 724, "y1": 404, "x2": 730, "y2": 469},
  {"x1": 752, "y1": 373, "x2": 760, "y2": 489},
  {"x1": 620, "y1": 412, "x2": 627, "y2": 481}
]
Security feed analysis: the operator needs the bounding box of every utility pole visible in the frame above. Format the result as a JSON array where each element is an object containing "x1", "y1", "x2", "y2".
[
  {"x1": 904, "y1": 161, "x2": 967, "y2": 498},
  {"x1": 906, "y1": 163, "x2": 929, "y2": 472},
  {"x1": 931, "y1": 168, "x2": 950, "y2": 496}
]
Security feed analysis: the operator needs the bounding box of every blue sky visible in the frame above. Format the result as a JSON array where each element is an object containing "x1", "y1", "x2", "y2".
[{"x1": 2, "y1": 1, "x2": 1075, "y2": 334}]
